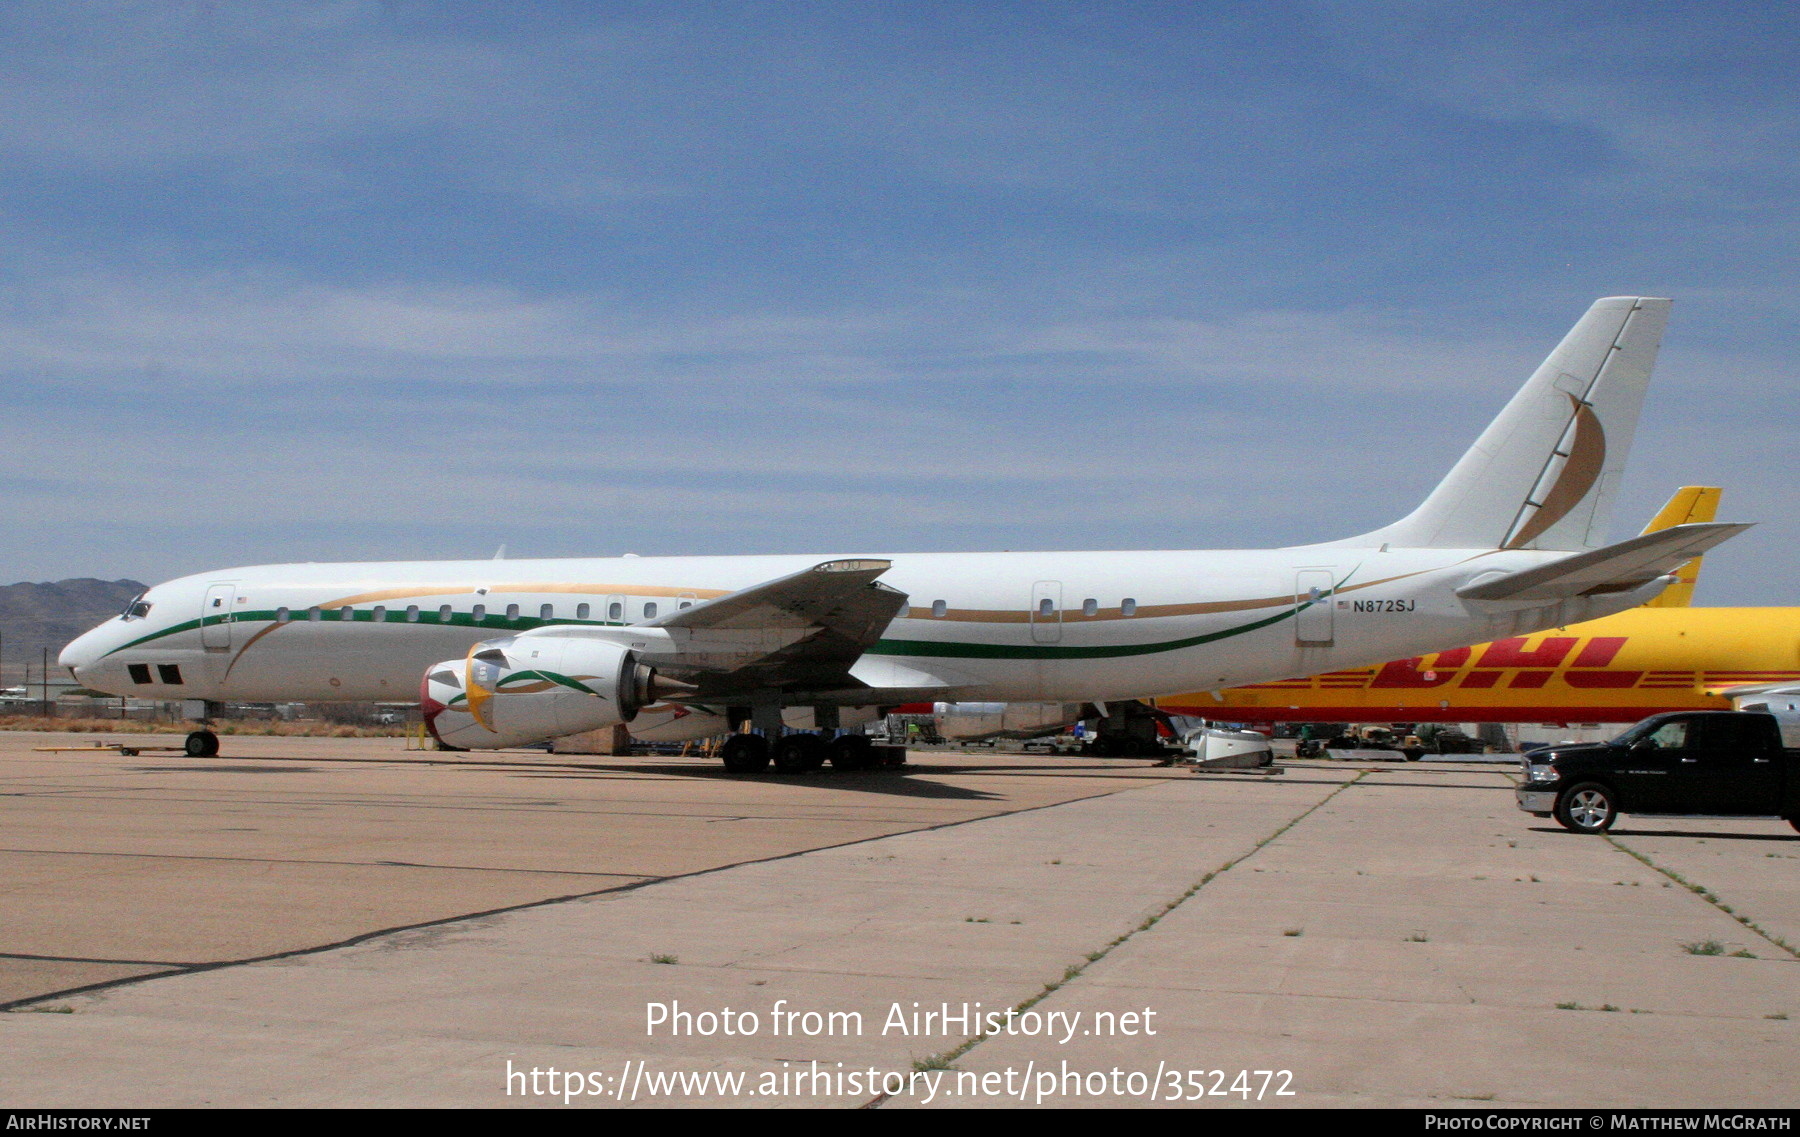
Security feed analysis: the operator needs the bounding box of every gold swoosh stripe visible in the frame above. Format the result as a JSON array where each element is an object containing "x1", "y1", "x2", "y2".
[
  {"x1": 1508, "y1": 397, "x2": 1606, "y2": 549},
  {"x1": 900, "y1": 569, "x2": 1431, "y2": 622},
  {"x1": 317, "y1": 582, "x2": 736, "y2": 608}
]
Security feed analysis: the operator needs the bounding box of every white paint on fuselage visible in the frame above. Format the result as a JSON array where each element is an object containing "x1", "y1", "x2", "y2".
[{"x1": 60, "y1": 545, "x2": 1656, "y2": 709}]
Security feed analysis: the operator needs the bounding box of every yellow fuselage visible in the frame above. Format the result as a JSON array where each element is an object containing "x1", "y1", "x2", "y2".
[{"x1": 1158, "y1": 607, "x2": 1800, "y2": 724}]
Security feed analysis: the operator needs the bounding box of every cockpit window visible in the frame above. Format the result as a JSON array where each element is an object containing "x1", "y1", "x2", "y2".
[{"x1": 120, "y1": 595, "x2": 153, "y2": 621}]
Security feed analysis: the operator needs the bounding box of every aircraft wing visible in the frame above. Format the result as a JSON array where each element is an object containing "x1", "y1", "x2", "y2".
[
  {"x1": 643, "y1": 559, "x2": 914, "y2": 693},
  {"x1": 1455, "y1": 523, "x2": 1752, "y2": 604}
]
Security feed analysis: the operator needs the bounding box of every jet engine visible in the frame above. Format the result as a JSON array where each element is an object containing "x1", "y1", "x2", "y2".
[{"x1": 420, "y1": 634, "x2": 687, "y2": 750}]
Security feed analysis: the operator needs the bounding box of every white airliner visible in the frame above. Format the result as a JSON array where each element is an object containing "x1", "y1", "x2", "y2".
[{"x1": 61, "y1": 297, "x2": 1746, "y2": 772}]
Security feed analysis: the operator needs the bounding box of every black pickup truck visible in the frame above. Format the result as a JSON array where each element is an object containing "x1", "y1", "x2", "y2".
[{"x1": 1515, "y1": 710, "x2": 1800, "y2": 834}]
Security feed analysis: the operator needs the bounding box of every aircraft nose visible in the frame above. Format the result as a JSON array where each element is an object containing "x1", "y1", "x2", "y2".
[{"x1": 58, "y1": 626, "x2": 107, "y2": 681}]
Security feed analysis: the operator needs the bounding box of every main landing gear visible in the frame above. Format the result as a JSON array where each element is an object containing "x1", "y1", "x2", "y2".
[
  {"x1": 718, "y1": 731, "x2": 885, "y2": 775},
  {"x1": 184, "y1": 730, "x2": 220, "y2": 757}
]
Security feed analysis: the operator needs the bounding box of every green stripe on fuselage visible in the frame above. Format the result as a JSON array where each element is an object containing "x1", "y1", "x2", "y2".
[{"x1": 867, "y1": 601, "x2": 1306, "y2": 660}]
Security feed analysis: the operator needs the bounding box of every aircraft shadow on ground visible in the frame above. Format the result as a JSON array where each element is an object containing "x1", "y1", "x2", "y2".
[{"x1": 508, "y1": 763, "x2": 1006, "y2": 800}]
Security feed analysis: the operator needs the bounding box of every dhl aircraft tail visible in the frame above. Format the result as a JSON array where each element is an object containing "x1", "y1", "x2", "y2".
[{"x1": 1637, "y1": 486, "x2": 1721, "y2": 608}]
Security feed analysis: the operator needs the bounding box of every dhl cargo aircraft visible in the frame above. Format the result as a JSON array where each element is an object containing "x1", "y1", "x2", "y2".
[{"x1": 1158, "y1": 487, "x2": 1800, "y2": 725}]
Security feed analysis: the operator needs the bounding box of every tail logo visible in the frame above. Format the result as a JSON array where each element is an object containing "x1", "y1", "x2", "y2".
[{"x1": 1506, "y1": 395, "x2": 1606, "y2": 549}]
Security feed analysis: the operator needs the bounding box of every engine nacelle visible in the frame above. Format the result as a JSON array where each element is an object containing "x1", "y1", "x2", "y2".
[
  {"x1": 932, "y1": 701, "x2": 1085, "y2": 742},
  {"x1": 421, "y1": 633, "x2": 675, "y2": 750}
]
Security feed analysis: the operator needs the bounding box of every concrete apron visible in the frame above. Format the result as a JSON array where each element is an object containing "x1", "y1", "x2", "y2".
[{"x1": 4, "y1": 764, "x2": 1795, "y2": 1108}]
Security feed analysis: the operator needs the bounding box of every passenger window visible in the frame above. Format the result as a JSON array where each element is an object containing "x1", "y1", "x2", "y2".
[
  {"x1": 372, "y1": 606, "x2": 386, "y2": 623},
  {"x1": 608, "y1": 602, "x2": 623, "y2": 621},
  {"x1": 643, "y1": 602, "x2": 658, "y2": 619},
  {"x1": 308, "y1": 606, "x2": 322, "y2": 622},
  {"x1": 1082, "y1": 598, "x2": 1098, "y2": 617},
  {"x1": 679, "y1": 601, "x2": 692, "y2": 610},
  {"x1": 128, "y1": 663, "x2": 152, "y2": 685},
  {"x1": 1121, "y1": 598, "x2": 1137, "y2": 616},
  {"x1": 540, "y1": 604, "x2": 553, "y2": 620},
  {"x1": 406, "y1": 605, "x2": 420, "y2": 623},
  {"x1": 1038, "y1": 598, "x2": 1055, "y2": 616},
  {"x1": 505, "y1": 604, "x2": 520, "y2": 620},
  {"x1": 339, "y1": 606, "x2": 353, "y2": 622},
  {"x1": 472, "y1": 604, "x2": 486, "y2": 622},
  {"x1": 931, "y1": 600, "x2": 947, "y2": 618},
  {"x1": 276, "y1": 607, "x2": 290, "y2": 623},
  {"x1": 438, "y1": 605, "x2": 452, "y2": 622},
  {"x1": 577, "y1": 603, "x2": 590, "y2": 620}
]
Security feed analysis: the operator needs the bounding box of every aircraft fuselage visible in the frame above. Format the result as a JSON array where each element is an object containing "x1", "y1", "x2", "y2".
[{"x1": 61, "y1": 545, "x2": 1671, "y2": 709}]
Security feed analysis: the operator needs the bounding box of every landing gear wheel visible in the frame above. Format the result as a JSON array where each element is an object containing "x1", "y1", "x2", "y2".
[
  {"x1": 720, "y1": 734, "x2": 770, "y2": 774},
  {"x1": 827, "y1": 734, "x2": 875, "y2": 771},
  {"x1": 1401, "y1": 747, "x2": 1425, "y2": 762},
  {"x1": 1554, "y1": 782, "x2": 1617, "y2": 833},
  {"x1": 772, "y1": 733, "x2": 827, "y2": 773},
  {"x1": 1786, "y1": 817, "x2": 1799, "y2": 836},
  {"x1": 185, "y1": 730, "x2": 220, "y2": 758}
]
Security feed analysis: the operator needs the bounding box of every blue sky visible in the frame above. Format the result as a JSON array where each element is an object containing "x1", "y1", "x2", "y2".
[{"x1": 2, "y1": 1, "x2": 1795, "y2": 603}]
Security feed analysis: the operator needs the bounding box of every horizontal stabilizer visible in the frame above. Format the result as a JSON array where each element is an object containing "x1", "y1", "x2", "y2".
[{"x1": 1455, "y1": 522, "x2": 1751, "y2": 604}]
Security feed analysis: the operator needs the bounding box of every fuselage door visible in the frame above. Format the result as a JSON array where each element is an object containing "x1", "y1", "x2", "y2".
[
  {"x1": 201, "y1": 584, "x2": 236, "y2": 650},
  {"x1": 1030, "y1": 581, "x2": 1063, "y2": 644},
  {"x1": 1295, "y1": 569, "x2": 1335, "y2": 644}
]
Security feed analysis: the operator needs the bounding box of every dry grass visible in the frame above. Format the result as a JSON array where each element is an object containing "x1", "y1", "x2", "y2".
[{"x1": 0, "y1": 716, "x2": 408, "y2": 738}]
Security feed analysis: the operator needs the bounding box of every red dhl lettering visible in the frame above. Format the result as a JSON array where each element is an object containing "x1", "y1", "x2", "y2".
[
  {"x1": 1365, "y1": 635, "x2": 1641, "y2": 690},
  {"x1": 1570, "y1": 637, "x2": 1627, "y2": 667},
  {"x1": 1566, "y1": 670, "x2": 1640, "y2": 689},
  {"x1": 1476, "y1": 636, "x2": 1580, "y2": 668},
  {"x1": 1369, "y1": 658, "x2": 1454, "y2": 688}
]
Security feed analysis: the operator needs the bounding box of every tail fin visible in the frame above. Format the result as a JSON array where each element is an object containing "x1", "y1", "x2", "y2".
[
  {"x1": 1342, "y1": 297, "x2": 1672, "y2": 551},
  {"x1": 1637, "y1": 485, "x2": 1721, "y2": 608}
]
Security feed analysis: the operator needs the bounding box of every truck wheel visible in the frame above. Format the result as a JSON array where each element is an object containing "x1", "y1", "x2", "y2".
[{"x1": 1554, "y1": 782, "x2": 1617, "y2": 833}]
